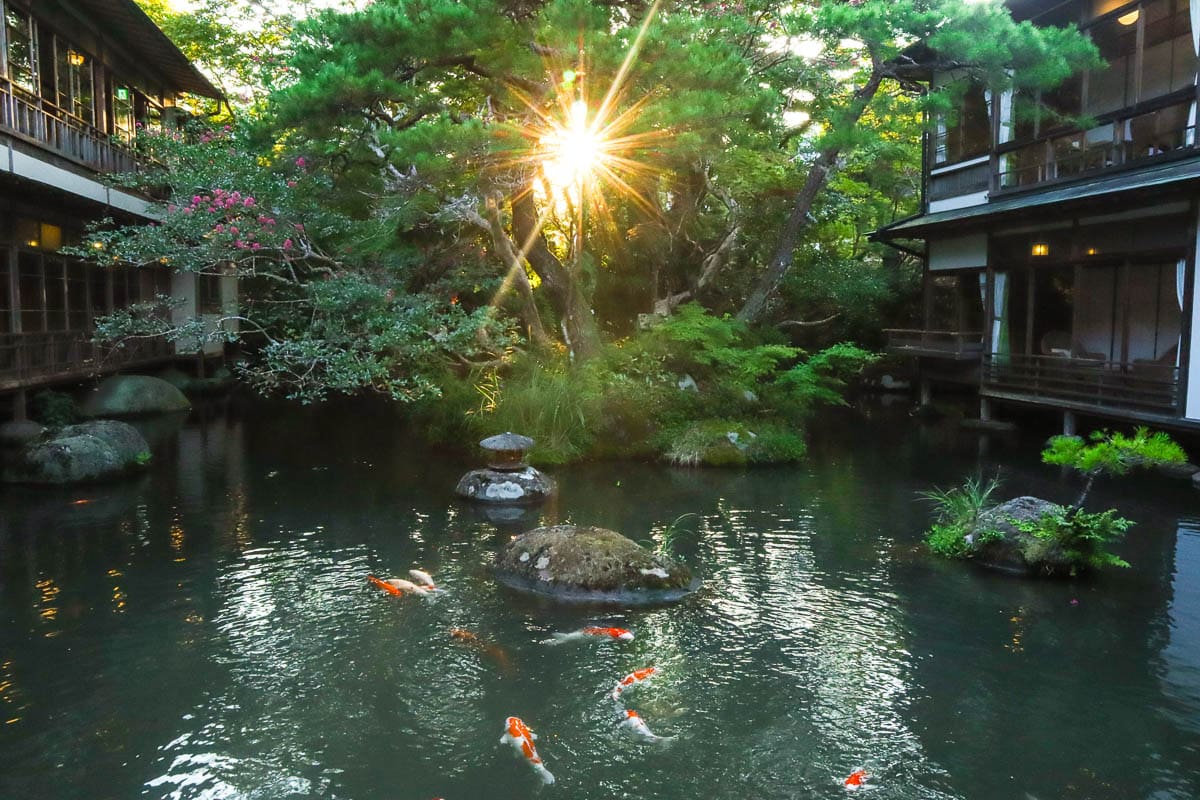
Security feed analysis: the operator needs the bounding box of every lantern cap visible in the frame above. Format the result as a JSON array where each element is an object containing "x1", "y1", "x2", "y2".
[{"x1": 480, "y1": 432, "x2": 535, "y2": 451}]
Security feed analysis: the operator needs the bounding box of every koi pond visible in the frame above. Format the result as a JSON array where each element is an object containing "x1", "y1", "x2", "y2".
[{"x1": 1, "y1": 399, "x2": 1198, "y2": 799}]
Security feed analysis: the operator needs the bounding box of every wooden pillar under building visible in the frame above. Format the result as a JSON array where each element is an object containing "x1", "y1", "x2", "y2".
[
  {"x1": 1063, "y1": 410, "x2": 1077, "y2": 436},
  {"x1": 980, "y1": 396, "x2": 993, "y2": 422},
  {"x1": 919, "y1": 377, "x2": 932, "y2": 406},
  {"x1": 12, "y1": 388, "x2": 28, "y2": 421}
]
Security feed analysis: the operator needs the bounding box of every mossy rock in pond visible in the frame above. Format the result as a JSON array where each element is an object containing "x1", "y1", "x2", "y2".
[
  {"x1": 81, "y1": 375, "x2": 191, "y2": 418},
  {"x1": 970, "y1": 496, "x2": 1076, "y2": 577},
  {"x1": 2, "y1": 420, "x2": 151, "y2": 484},
  {"x1": 663, "y1": 419, "x2": 806, "y2": 467},
  {"x1": 495, "y1": 525, "x2": 695, "y2": 604}
]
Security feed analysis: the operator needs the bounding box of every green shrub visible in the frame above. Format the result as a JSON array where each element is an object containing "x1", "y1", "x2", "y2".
[
  {"x1": 31, "y1": 390, "x2": 80, "y2": 428},
  {"x1": 1015, "y1": 507, "x2": 1133, "y2": 571},
  {"x1": 415, "y1": 305, "x2": 875, "y2": 467},
  {"x1": 919, "y1": 476, "x2": 1002, "y2": 559}
]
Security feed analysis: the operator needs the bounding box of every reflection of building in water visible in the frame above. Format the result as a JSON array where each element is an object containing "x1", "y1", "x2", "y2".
[{"x1": 1163, "y1": 519, "x2": 1200, "y2": 734}]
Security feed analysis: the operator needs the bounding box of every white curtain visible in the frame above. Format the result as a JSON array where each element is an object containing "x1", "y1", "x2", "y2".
[
  {"x1": 1192, "y1": 0, "x2": 1199, "y2": 56},
  {"x1": 1178, "y1": 259, "x2": 1187, "y2": 366},
  {"x1": 989, "y1": 272, "x2": 1010, "y2": 356}
]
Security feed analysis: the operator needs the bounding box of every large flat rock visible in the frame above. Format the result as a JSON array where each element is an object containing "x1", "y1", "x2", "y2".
[{"x1": 495, "y1": 525, "x2": 695, "y2": 604}]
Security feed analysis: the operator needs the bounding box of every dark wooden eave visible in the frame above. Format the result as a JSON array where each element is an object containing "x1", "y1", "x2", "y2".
[
  {"x1": 874, "y1": 155, "x2": 1200, "y2": 239},
  {"x1": 72, "y1": 0, "x2": 222, "y2": 98}
]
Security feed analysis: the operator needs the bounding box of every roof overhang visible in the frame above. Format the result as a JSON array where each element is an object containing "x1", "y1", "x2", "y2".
[
  {"x1": 874, "y1": 156, "x2": 1200, "y2": 241},
  {"x1": 75, "y1": 0, "x2": 222, "y2": 99}
]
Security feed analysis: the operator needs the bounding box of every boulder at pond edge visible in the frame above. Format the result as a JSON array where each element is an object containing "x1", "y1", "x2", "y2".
[
  {"x1": 2, "y1": 420, "x2": 151, "y2": 484},
  {"x1": 81, "y1": 375, "x2": 191, "y2": 418},
  {"x1": 495, "y1": 525, "x2": 695, "y2": 604}
]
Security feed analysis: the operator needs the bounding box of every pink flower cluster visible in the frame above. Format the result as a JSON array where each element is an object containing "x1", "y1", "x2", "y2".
[{"x1": 172, "y1": 188, "x2": 301, "y2": 255}]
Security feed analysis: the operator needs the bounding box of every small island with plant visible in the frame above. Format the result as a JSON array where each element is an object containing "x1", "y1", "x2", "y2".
[{"x1": 922, "y1": 428, "x2": 1188, "y2": 577}]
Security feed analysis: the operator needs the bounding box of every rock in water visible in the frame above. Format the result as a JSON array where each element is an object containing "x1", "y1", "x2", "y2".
[
  {"x1": 81, "y1": 375, "x2": 191, "y2": 418},
  {"x1": 495, "y1": 525, "x2": 695, "y2": 604},
  {"x1": 971, "y1": 496, "x2": 1072, "y2": 576},
  {"x1": 2, "y1": 420, "x2": 151, "y2": 484},
  {"x1": 455, "y1": 466, "x2": 555, "y2": 505}
]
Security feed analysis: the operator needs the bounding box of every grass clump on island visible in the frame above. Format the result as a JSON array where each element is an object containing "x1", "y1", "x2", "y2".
[
  {"x1": 412, "y1": 304, "x2": 876, "y2": 466},
  {"x1": 921, "y1": 428, "x2": 1188, "y2": 574}
]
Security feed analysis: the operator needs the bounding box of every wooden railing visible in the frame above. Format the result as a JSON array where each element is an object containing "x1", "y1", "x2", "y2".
[
  {"x1": 885, "y1": 329, "x2": 985, "y2": 359},
  {"x1": 0, "y1": 79, "x2": 142, "y2": 174},
  {"x1": 0, "y1": 331, "x2": 172, "y2": 391},
  {"x1": 996, "y1": 115, "x2": 1197, "y2": 192},
  {"x1": 982, "y1": 353, "x2": 1180, "y2": 415}
]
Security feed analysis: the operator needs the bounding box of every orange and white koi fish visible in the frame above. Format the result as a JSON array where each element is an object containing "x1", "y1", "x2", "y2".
[
  {"x1": 500, "y1": 716, "x2": 554, "y2": 784},
  {"x1": 70, "y1": 499, "x2": 92, "y2": 506},
  {"x1": 620, "y1": 709, "x2": 674, "y2": 742},
  {"x1": 611, "y1": 666, "x2": 656, "y2": 700},
  {"x1": 546, "y1": 626, "x2": 634, "y2": 645},
  {"x1": 367, "y1": 574, "x2": 404, "y2": 596},
  {"x1": 388, "y1": 577, "x2": 433, "y2": 595},
  {"x1": 408, "y1": 569, "x2": 437, "y2": 589},
  {"x1": 844, "y1": 769, "x2": 868, "y2": 791}
]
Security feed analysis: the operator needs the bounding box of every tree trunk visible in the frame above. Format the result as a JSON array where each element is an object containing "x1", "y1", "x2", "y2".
[
  {"x1": 483, "y1": 195, "x2": 551, "y2": 349},
  {"x1": 511, "y1": 190, "x2": 602, "y2": 361},
  {"x1": 737, "y1": 69, "x2": 885, "y2": 324}
]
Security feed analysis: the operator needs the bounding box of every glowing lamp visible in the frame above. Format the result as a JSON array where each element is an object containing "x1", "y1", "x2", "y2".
[
  {"x1": 1031, "y1": 243, "x2": 1050, "y2": 257},
  {"x1": 1118, "y1": 9, "x2": 1139, "y2": 25},
  {"x1": 67, "y1": 51, "x2": 85, "y2": 67}
]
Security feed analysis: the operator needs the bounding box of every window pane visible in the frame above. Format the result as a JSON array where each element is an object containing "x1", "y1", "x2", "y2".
[
  {"x1": 90, "y1": 269, "x2": 108, "y2": 316},
  {"x1": 5, "y1": 8, "x2": 37, "y2": 96},
  {"x1": 1086, "y1": 16, "x2": 1138, "y2": 114},
  {"x1": 18, "y1": 252, "x2": 44, "y2": 332},
  {"x1": 0, "y1": 251, "x2": 10, "y2": 334},
  {"x1": 112, "y1": 85, "x2": 135, "y2": 140}
]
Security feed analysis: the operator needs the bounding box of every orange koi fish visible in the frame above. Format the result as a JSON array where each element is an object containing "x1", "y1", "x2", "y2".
[
  {"x1": 451, "y1": 629, "x2": 514, "y2": 676},
  {"x1": 611, "y1": 666, "x2": 656, "y2": 701},
  {"x1": 500, "y1": 716, "x2": 554, "y2": 784},
  {"x1": 620, "y1": 709, "x2": 674, "y2": 742},
  {"x1": 546, "y1": 626, "x2": 634, "y2": 645},
  {"x1": 367, "y1": 574, "x2": 403, "y2": 596},
  {"x1": 844, "y1": 769, "x2": 868, "y2": 791},
  {"x1": 70, "y1": 499, "x2": 92, "y2": 506}
]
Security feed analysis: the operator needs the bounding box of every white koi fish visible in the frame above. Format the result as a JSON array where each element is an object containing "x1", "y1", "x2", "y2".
[
  {"x1": 545, "y1": 626, "x2": 634, "y2": 645},
  {"x1": 408, "y1": 569, "x2": 438, "y2": 590},
  {"x1": 620, "y1": 709, "x2": 674, "y2": 742},
  {"x1": 500, "y1": 716, "x2": 554, "y2": 784},
  {"x1": 384, "y1": 577, "x2": 431, "y2": 595}
]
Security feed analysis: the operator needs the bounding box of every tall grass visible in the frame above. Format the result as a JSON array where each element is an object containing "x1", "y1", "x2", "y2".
[{"x1": 476, "y1": 363, "x2": 596, "y2": 464}]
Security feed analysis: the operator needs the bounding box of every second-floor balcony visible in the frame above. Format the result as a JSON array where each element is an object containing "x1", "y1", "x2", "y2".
[
  {"x1": 997, "y1": 102, "x2": 1197, "y2": 192},
  {"x1": 0, "y1": 78, "x2": 142, "y2": 176}
]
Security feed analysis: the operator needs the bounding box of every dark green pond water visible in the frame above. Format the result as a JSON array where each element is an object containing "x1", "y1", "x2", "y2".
[{"x1": 2, "y1": 399, "x2": 1199, "y2": 800}]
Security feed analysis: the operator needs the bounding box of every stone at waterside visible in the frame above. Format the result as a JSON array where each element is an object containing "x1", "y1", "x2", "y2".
[
  {"x1": 2, "y1": 420, "x2": 151, "y2": 484},
  {"x1": 81, "y1": 375, "x2": 191, "y2": 418},
  {"x1": 970, "y1": 496, "x2": 1072, "y2": 577},
  {"x1": 495, "y1": 525, "x2": 695, "y2": 604},
  {"x1": 455, "y1": 466, "x2": 555, "y2": 505},
  {"x1": 1156, "y1": 461, "x2": 1200, "y2": 481}
]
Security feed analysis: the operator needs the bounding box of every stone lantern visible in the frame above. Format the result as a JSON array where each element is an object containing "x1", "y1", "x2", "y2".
[
  {"x1": 480, "y1": 432, "x2": 534, "y2": 470},
  {"x1": 455, "y1": 432, "x2": 555, "y2": 505}
]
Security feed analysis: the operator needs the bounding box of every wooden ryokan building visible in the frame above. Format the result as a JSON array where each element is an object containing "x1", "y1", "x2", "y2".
[
  {"x1": 876, "y1": 0, "x2": 1200, "y2": 433},
  {"x1": 0, "y1": 0, "x2": 227, "y2": 420}
]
